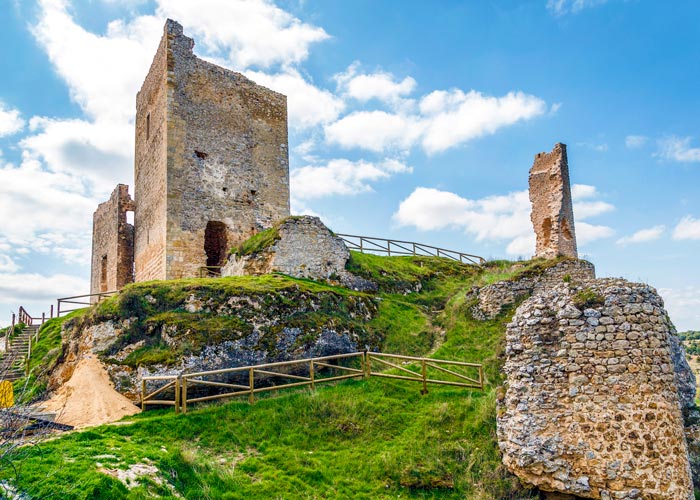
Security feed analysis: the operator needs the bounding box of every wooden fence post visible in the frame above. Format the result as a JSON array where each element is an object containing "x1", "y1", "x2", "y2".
[
  {"x1": 248, "y1": 368, "x2": 255, "y2": 404},
  {"x1": 50, "y1": 305, "x2": 54, "y2": 319},
  {"x1": 174, "y1": 378, "x2": 180, "y2": 414},
  {"x1": 479, "y1": 365, "x2": 484, "y2": 390},
  {"x1": 309, "y1": 360, "x2": 315, "y2": 391},
  {"x1": 141, "y1": 379, "x2": 146, "y2": 411},
  {"x1": 421, "y1": 358, "x2": 428, "y2": 395},
  {"x1": 181, "y1": 378, "x2": 187, "y2": 414}
]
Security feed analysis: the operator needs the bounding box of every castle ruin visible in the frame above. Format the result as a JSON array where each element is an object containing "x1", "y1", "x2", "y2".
[
  {"x1": 90, "y1": 20, "x2": 290, "y2": 293},
  {"x1": 529, "y1": 143, "x2": 578, "y2": 259}
]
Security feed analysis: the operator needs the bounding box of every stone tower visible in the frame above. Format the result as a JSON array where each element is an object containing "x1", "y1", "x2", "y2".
[
  {"x1": 89, "y1": 184, "x2": 135, "y2": 297},
  {"x1": 133, "y1": 19, "x2": 290, "y2": 281},
  {"x1": 529, "y1": 143, "x2": 578, "y2": 259}
]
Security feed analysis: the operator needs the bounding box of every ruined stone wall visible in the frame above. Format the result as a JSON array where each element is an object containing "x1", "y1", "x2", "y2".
[
  {"x1": 222, "y1": 216, "x2": 375, "y2": 291},
  {"x1": 134, "y1": 20, "x2": 290, "y2": 281},
  {"x1": 530, "y1": 143, "x2": 578, "y2": 259},
  {"x1": 90, "y1": 184, "x2": 135, "y2": 298},
  {"x1": 474, "y1": 260, "x2": 595, "y2": 320},
  {"x1": 134, "y1": 24, "x2": 169, "y2": 282},
  {"x1": 498, "y1": 279, "x2": 695, "y2": 499}
]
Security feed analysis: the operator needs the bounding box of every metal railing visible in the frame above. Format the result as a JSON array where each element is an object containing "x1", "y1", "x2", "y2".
[
  {"x1": 141, "y1": 351, "x2": 484, "y2": 414},
  {"x1": 335, "y1": 234, "x2": 485, "y2": 265},
  {"x1": 56, "y1": 290, "x2": 118, "y2": 317}
]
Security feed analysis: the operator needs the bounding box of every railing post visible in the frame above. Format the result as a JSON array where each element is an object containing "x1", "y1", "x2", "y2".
[
  {"x1": 57, "y1": 300, "x2": 61, "y2": 317},
  {"x1": 479, "y1": 365, "x2": 484, "y2": 390},
  {"x1": 421, "y1": 358, "x2": 428, "y2": 395},
  {"x1": 387, "y1": 240, "x2": 391, "y2": 256},
  {"x1": 359, "y1": 237, "x2": 364, "y2": 253},
  {"x1": 249, "y1": 367, "x2": 255, "y2": 404},
  {"x1": 181, "y1": 378, "x2": 187, "y2": 414},
  {"x1": 141, "y1": 379, "x2": 146, "y2": 411},
  {"x1": 5, "y1": 313, "x2": 14, "y2": 352},
  {"x1": 174, "y1": 377, "x2": 181, "y2": 414},
  {"x1": 50, "y1": 304, "x2": 54, "y2": 319},
  {"x1": 309, "y1": 359, "x2": 315, "y2": 391},
  {"x1": 41, "y1": 312, "x2": 45, "y2": 325},
  {"x1": 365, "y1": 352, "x2": 371, "y2": 378}
]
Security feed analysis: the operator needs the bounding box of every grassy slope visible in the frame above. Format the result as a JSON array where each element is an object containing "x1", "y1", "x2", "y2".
[{"x1": 2, "y1": 254, "x2": 556, "y2": 499}]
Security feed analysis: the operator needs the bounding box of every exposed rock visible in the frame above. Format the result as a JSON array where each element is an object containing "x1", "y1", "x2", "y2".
[
  {"x1": 53, "y1": 284, "x2": 379, "y2": 401},
  {"x1": 474, "y1": 259, "x2": 595, "y2": 320},
  {"x1": 222, "y1": 216, "x2": 377, "y2": 291},
  {"x1": 498, "y1": 278, "x2": 695, "y2": 499}
]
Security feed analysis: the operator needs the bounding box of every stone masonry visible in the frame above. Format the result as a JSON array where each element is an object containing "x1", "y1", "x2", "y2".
[
  {"x1": 530, "y1": 143, "x2": 578, "y2": 259},
  {"x1": 89, "y1": 184, "x2": 135, "y2": 299},
  {"x1": 474, "y1": 259, "x2": 596, "y2": 320},
  {"x1": 498, "y1": 279, "x2": 695, "y2": 499},
  {"x1": 222, "y1": 216, "x2": 375, "y2": 291},
  {"x1": 131, "y1": 19, "x2": 290, "y2": 282}
]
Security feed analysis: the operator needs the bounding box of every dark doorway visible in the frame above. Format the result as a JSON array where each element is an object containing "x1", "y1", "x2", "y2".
[
  {"x1": 204, "y1": 221, "x2": 228, "y2": 268},
  {"x1": 100, "y1": 255, "x2": 108, "y2": 292}
]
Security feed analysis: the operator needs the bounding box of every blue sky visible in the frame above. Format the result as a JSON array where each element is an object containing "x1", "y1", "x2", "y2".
[{"x1": 0, "y1": 0, "x2": 699, "y2": 330}]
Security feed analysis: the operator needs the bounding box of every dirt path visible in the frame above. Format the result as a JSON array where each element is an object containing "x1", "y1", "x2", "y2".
[{"x1": 41, "y1": 354, "x2": 140, "y2": 428}]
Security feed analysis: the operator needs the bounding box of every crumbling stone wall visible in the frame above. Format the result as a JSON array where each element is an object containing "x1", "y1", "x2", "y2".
[
  {"x1": 222, "y1": 216, "x2": 375, "y2": 291},
  {"x1": 133, "y1": 20, "x2": 169, "y2": 282},
  {"x1": 474, "y1": 260, "x2": 595, "y2": 320},
  {"x1": 530, "y1": 143, "x2": 578, "y2": 259},
  {"x1": 134, "y1": 20, "x2": 290, "y2": 281},
  {"x1": 498, "y1": 279, "x2": 695, "y2": 499},
  {"x1": 90, "y1": 184, "x2": 135, "y2": 299}
]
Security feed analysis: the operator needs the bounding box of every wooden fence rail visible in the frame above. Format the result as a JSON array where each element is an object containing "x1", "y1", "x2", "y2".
[
  {"x1": 56, "y1": 290, "x2": 118, "y2": 316},
  {"x1": 335, "y1": 234, "x2": 485, "y2": 265},
  {"x1": 141, "y1": 351, "x2": 484, "y2": 414}
]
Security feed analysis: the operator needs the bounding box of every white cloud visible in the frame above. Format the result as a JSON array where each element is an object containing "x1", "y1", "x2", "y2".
[
  {"x1": 673, "y1": 215, "x2": 700, "y2": 241},
  {"x1": 21, "y1": 117, "x2": 133, "y2": 192},
  {"x1": 0, "y1": 157, "x2": 95, "y2": 264},
  {"x1": 394, "y1": 185, "x2": 614, "y2": 256},
  {"x1": 571, "y1": 183, "x2": 597, "y2": 200},
  {"x1": 245, "y1": 69, "x2": 345, "y2": 129},
  {"x1": 325, "y1": 111, "x2": 422, "y2": 153},
  {"x1": 0, "y1": 272, "x2": 88, "y2": 305},
  {"x1": 616, "y1": 225, "x2": 665, "y2": 245},
  {"x1": 625, "y1": 135, "x2": 648, "y2": 148},
  {"x1": 547, "y1": 0, "x2": 609, "y2": 16},
  {"x1": 335, "y1": 63, "x2": 416, "y2": 105},
  {"x1": 577, "y1": 141, "x2": 609, "y2": 152},
  {"x1": 659, "y1": 286, "x2": 700, "y2": 332},
  {"x1": 420, "y1": 90, "x2": 547, "y2": 154},
  {"x1": 291, "y1": 158, "x2": 411, "y2": 200},
  {"x1": 0, "y1": 255, "x2": 19, "y2": 273},
  {"x1": 0, "y1": 101, "x2": 25, "y2": 137},
  {"x1": 326, "y1": 90, "x2": 546, "y2": 154},
  {"x1": 574, "y1": 200, "x2": 614, "y2": 220},
  {"x1": 156, "y1": 0, "x2": 329, "y2": 69},
  {"x1": 576, "y1": 221, "x2": 614, "y2": 245},
  {"x1": 657, "y1": 136, "x2": 700, "y2": 163}
]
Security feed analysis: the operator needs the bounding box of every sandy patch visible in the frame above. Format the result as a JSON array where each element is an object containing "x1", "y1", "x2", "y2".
[{"x1": 42, "y1": 354, "x2": 140, "y2": 428}]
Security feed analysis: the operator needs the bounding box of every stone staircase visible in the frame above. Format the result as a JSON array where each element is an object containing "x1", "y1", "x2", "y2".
[{"x1": 1, "y1": 324, "x2": 39, "y2": 381}]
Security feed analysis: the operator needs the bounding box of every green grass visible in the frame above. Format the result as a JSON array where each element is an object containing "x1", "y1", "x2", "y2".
[
  {"x1": 0, "y1": 253, "x2": 572, "y2": 498},
  {"x1": 2, "y1": 313, "x2": 527, "y2": 499}
]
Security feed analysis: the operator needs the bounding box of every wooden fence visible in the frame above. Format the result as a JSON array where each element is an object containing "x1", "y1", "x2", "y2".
[
  {"x1": 56, "y1": 291, "x2": 118, "y2": 317},
  {"x1": 141, "y1": 351, "x2": 484, "y2": 414},
  {"x1": 335, "y1": 234, "x2": 485, "y2": 265}
]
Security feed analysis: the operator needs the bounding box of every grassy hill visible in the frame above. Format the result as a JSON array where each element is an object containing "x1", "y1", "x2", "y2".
[{"x1": 1, "y1": 253, "x2": 558, "y2": 499}]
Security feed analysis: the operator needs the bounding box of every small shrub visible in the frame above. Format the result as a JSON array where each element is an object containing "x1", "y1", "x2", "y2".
[{"x1": 573, "y1": 288, "x2": 605, "y2": 309}]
